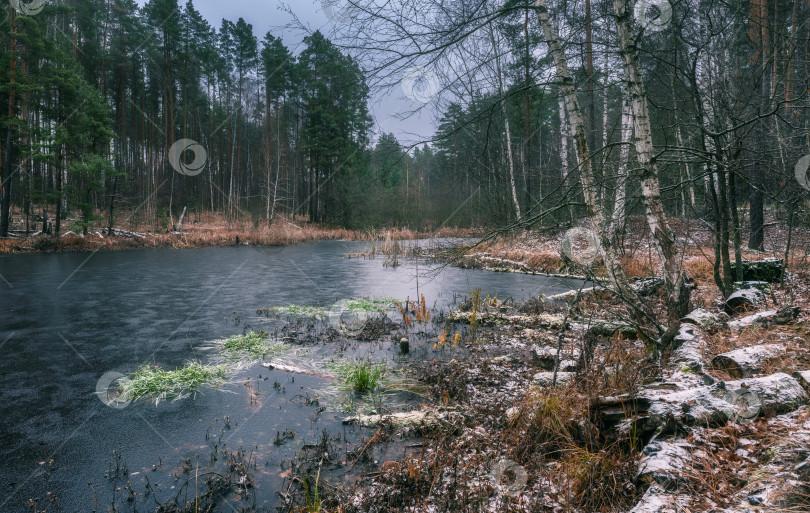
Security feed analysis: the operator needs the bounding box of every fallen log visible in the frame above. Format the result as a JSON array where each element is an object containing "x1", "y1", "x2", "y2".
[
  {"x1": 446, "y1": 310, "x2": 567, "y2": 329},
  {"x1": 682, "y1": 308, "x2": 727, "y2": 332},
  {"x1": 729, "y1": 258, "x2": 784, "y2": 283},
  {"x1": 533, "y1": 371, "x2": 574, "y2": 386},
  {"x1": 641, "y1": 373, "x2": 808, "y2": 428},
  {"x1": 589, "y1": 395, "x2": 652, "y2": 428},
  {"x1": 670, "y1": 324, "x2": 706, "y2": 373},
  {"x1": 628, "y1": 372, "x2": 808, "y2": 513},
  {"x1": 727, "y1": 306, "x2": 799, "y2": 332},
  {"x1": 636, "y1": 440, "x2": 692, "y2": 491},
  {"x1": 342, "y1": 410, "x2": 443, "y2": 428},
  {"x1": 631, "y1": 277, "x2": 666, "y2": 297},
  {"x1": 260, "y1": 361, "x2": 336, "y2": 379},
  {"x1": 543, "y1": 287, "x2": 595, "y2": 302},
  {"x1": 732, "y1": 280, "x2": 771, "y2": 293},
  {"x1": 727, "y1": 310, "x2": 777, "y2": 333},
  {"x1": 711, "y1": 344, "x2": 785, "y2": 378},
  {"x1": 724, "y1": 288, "x2": 764, "y2": 314},
  {"x1": 580, "y1": 321, "x2": 638, "y2": 339},
  {"x1": 629, "y1": 484, "x2": 689, "y2": 513},
  {"x1": 772, "y1": 305, "x2": 800, "y2": 325}
]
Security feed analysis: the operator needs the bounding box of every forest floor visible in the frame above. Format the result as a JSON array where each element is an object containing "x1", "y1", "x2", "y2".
[
  {"x1": 268, "y1": 215, "x2": 810, "y2": 512},
  {"x1": 318, "y1": 277, "x2": 810, "y2": 512},
  {"x1": 0, "y1": 211, "x2": 479, "y2": 254}
]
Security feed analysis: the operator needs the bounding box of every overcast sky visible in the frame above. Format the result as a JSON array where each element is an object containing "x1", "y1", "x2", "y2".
[{"x1": 134, "y1": 0, "x2": 436, "y2": 148}]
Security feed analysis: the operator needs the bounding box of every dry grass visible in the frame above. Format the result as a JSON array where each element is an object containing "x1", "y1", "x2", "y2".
[
  {"x1": 618, "y1": 255, "x2": 656, "y2": 279},
  {"x1": 558, "y1": 444, "x2": 637, "y2": 512},
  {"x1": 578, "y1": 336, "x2": 657, "y2": 398},
  {"x1": 507, "y1": 386, "x2": 639, "y2": 511},
  {"x1": 525, "y1": 249, "x2": 563, "y2": 270},
  {"x1": 683, "y1": 255, "x2": 715, "y2": 282},
  {"x1": 510, "y1": 388, "x2": 581, "y2": 457},
  {"x1": 459, "y1": 215, "x2": 807, "y2": 281}
]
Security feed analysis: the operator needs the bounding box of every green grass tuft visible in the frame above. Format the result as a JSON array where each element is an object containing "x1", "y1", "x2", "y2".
[
  {"x1": 222, "y1": 331, "x2": 288, "y2": 359},
  {"x1": 331, "y1": 359, "x2": 386, "y2": 394},
  {"x1": 123, "y1": 362, "x2": 229, "y2": 404}
]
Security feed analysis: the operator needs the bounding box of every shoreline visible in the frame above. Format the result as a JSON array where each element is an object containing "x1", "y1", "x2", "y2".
[{"x1": 0, "y1": 222, "x2": 483, "y2": 255}]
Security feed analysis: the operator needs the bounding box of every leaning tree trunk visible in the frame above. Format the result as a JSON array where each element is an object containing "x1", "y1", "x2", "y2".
[
  {"x1": 612, "y1": 0, "x2": 691, "y2": 323},
  {"x1": 534, "y1": 0, "x2": 658, "y2": 332}
]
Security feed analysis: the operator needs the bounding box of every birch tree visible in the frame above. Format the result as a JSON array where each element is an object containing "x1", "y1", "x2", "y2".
[
  {"x1": 533, "y1": 0, "x2": 660, "y2": 332},
  {"x1": 611, "y1": 0, "x2": 691, "y2": 322}
]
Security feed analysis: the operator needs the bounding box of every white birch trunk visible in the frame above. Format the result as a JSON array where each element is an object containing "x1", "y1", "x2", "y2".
[
  {"x1": 609, "y1": 95, "x2": 633, "y2": 242},
  {"x1": 489, "y1": 25, "x2": 522, "y2": 221},
  {"x1": 503, "y1": 112, "x2": 522, "y2": 220},
  {"x1": 558, "y1": 96, "x2": 575, "y2": 222},
  {"x1": 612, "y1": 0, "x2": 690, "y2": 322}
]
